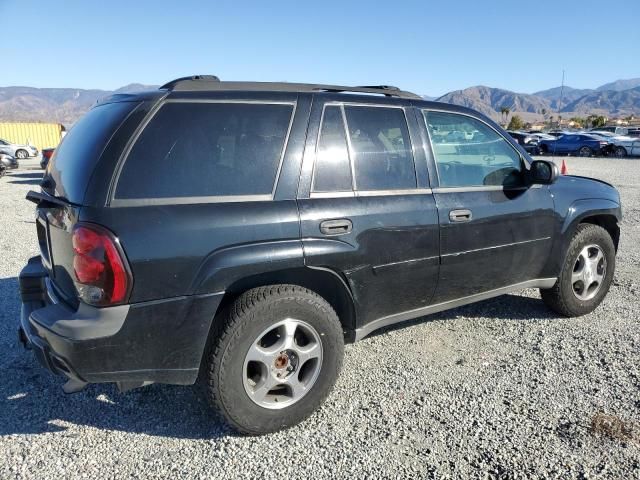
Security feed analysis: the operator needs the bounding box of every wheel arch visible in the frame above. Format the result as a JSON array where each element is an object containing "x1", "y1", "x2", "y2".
[
  {"x1": 578, "y1": 213, "x2": 620, "y2": 252},
  {"x1": 541, "y1": 199, "x2": 621, "y2": 278},
  {"x1": 211, "y1": 266, "x2": 357, "y2": 343}
]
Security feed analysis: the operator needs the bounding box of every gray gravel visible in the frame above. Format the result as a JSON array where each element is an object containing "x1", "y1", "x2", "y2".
[{"x1": 0, "y1": 156, "x2": 638, "y2": 479}]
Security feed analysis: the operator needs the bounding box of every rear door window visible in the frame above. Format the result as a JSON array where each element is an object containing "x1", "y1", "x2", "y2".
[
  {"x1": 115, "y1": 102, "x2": 294, "y2": 200},
  {"x1": 344, "y1": 106, "x2": 416, "y2": 191}
]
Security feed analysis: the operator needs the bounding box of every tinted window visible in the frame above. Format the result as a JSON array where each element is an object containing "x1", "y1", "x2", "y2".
[
  {"x1": 116, "y1": 102, "x2": 293, "y2": 199},
  {"x1": 46, "y1": 101, "x2": 138, "y2": 203},
  {"x1": 344, "y1": 106, "x2": 416, "y2": 191},
  {"x1": 312, "y1": 106, "x2": 352, "y2": 192},
  {"x1": 424, "y1": 111, "x2": 523, "y2": 188}
]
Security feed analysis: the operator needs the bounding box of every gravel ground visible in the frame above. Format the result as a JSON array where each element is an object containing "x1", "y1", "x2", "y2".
[{"x1": 0, "y1": 156, "x2": 638, "y2": 479}]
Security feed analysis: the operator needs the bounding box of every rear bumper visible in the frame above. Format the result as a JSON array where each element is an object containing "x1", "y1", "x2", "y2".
[{"x1": 18, "y1": 256, "x2": 223, "y2": 386}]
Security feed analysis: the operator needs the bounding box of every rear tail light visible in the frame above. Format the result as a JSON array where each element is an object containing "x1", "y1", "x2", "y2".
[{"x1": 72, "y1": 224, "x2": 132, "y2": 306}]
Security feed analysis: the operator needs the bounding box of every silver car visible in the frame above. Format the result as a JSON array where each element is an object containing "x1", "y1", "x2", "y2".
[{"x1": 0, "y1": 138, "x2": 38, "y2": 159}]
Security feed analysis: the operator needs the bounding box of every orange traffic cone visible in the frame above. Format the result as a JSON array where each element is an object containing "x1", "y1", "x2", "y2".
[{"x1": 561, "y1": 159, "x2": 568, "y2": 175}]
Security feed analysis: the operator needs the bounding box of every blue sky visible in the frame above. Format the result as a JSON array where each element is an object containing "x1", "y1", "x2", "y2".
[{"x1": 2, "y1": 0, "x2": 638, "y2": 96}]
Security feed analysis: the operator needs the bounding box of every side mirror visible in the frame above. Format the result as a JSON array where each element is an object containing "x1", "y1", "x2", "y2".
[{"x1": 529, "y1": 160, "x2": 558, "y2": 185}]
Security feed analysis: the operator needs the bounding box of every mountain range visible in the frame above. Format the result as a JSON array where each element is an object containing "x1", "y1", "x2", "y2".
[
  {"x1": 1, "y1": 78, "x2": 639, "y2": 126},
  {"x1": 435, "y1": 78, "x2": 640, "y2": 123}
]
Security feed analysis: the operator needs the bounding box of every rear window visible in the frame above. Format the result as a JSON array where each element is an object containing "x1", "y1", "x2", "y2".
[
  {"x1": 115, "y1": 102, "x2": 294, "y2": 200},
  {"x1": 46, "y1": 101, "x2": 138, "y2": 203}
]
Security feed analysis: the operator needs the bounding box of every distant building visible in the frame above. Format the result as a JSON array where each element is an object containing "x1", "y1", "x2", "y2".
[{"x1": 0, "y1": 122, "x2": 65, "y2": 150}]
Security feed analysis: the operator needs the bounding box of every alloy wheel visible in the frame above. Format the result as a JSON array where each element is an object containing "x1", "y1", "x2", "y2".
[
  {"x1": 571, "y1": 244, "x2": 606, "y2": 301},
  {"x1": 242, "y1": 318, "x2": 323, "y2": 409}
]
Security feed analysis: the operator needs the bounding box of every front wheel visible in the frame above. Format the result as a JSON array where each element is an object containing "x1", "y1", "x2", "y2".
[
  {"x1": 541, "y1": 224, "x2": 615, "y2": 317},
  {"x1": 15, "y1": 149, "x2": 28, "y2": 159},
  {"x1": 204, "y1": 285, "x2": 344, "y2": 434}
]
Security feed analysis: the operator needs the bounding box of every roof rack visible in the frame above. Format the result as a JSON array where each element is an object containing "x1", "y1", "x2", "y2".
[
  {"x1": 314, "y1": 84, "x2": 421, "y2": 99},
  {"x1": 160, "y1": 75, "x2": 221, "y2": 90},
  {"x1": 159, "y1": 76, "x2": 421, "y2": 99}
]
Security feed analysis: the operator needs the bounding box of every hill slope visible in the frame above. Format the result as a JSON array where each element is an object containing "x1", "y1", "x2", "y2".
[
  {"x1": 436, "y1": 86, "x2": 550, "y2": 121},
  {"x1": 0, "y1": 84, "x2": 157, "y2": 125},
  {"x1": 533, "y1": 86, "x2": 595, "y2": 110},
  {"x1": 596, "y1": 78, "x2": 640, "y2": 92},
  {"x1": 561, "y1": 86, "x2": 640, "y2": 115}
]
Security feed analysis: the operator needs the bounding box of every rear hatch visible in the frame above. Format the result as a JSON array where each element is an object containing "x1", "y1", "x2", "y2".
[{"x1": 34, "y1": 101, "x2": 139, "y2": 305}]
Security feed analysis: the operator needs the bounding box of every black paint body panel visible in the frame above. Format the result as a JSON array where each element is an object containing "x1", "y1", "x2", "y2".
[{"x1": 20, "y1": 85, "x2": 622, "y2": 387}]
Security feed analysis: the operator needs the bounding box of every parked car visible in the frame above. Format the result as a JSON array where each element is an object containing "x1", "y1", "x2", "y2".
[
  {"x1": 538, "y1": 134, "x2": 610, "y2": 156},
  {"x1": 507, "y1": 131, "x2": 539, "y2": 154},
  {"x1": 0, "y1": 138, "x2": 38, "y2": 159},
  {"x1": 547, "y1": 130, "x2": 572, "y2": 138},
  {"x1": 529, "y1": 132, "x2": 557, "y2": 141},
  {"x1": 18, "y1": 77, "x2": 622, "y2": 435},
  {"x1": 590, "y1": 126, "x2": 628, "y2": 136},
  {"x1": 588, "y1": 131, "x2": 640, "y2": 157},
  {"x1": 40, "y1": 148, "x2": 55, "y2": 169},
  {"x1": 627, "y1": 128, "x2": 640, "y2": 138},
  {"x1": 0, "y1": 151, "x2": 19, "y2": 169}
]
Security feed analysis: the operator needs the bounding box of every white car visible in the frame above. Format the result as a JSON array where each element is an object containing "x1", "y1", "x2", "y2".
[
  {"x1": 0, "y1": 138, "x2": 38, "y2": 159},
  {"x1": 589, "y1": 131, "x2": 640, "y2": 157}
]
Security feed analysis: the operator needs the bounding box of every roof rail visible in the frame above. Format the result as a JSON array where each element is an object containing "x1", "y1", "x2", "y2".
[
  {"x1": 158, "y1": 76, "x2": 422, "y2": 99},
  {"x1": 160, "y1": 75, "x2": 221, "y2": 90},
  {"x1": 315, "y1": 84, "x2": 421, "y2": 99}
]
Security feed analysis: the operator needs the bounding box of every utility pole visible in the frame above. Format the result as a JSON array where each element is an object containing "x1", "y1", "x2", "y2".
[{"x1": 558, "y1": 69, "x2": 565, "y2": 127}]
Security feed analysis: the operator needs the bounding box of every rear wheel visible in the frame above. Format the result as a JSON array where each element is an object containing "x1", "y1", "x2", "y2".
[
  {"x1": 204, "y1": 285, "x2": 344, "y2": 434},
  {"x1": 578, "y1": 146, "x2": 593, "y2": 157},
  {"x1": 614, "y1": 146, "x2": 627, "y2": 157},
  {"x1": 541, "y1": 224, "x2": 615, "y2": 317},
  {"x1": 15, "y1": 149, "x2": 28, "y2": 159}
]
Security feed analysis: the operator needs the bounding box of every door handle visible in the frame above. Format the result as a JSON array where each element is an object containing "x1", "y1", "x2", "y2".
[
  {"x1": 449, "y1": 209, "x2": 472, "y2": 223},
  {"x1": 320, "y1": 219, "x2": 353, "y2": 235}
]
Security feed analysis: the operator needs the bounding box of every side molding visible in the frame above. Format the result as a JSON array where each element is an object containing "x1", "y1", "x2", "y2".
[{"x1": 354, "y1": 278, "x2": 557, "y2": 341}]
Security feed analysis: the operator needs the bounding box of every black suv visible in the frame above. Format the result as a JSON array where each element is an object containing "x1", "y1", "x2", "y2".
[{"x1": 19, "y1": 76, "x2": 622, "y2": 434}]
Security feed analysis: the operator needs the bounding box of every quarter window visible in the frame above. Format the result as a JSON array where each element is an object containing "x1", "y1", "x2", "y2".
[
  {"x1": 424, "y1": 111, "x2": 524, "y2": 188},
  {"x1": 115, "y1": 102, "x2": 294, "y2": 199}
]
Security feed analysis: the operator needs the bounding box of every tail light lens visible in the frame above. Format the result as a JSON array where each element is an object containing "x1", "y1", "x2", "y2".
[{"x1": 72, "y1": 224, "x2": 131, "y2": 306}]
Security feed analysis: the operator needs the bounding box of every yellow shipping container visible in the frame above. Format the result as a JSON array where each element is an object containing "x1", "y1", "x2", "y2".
[{"x1": 0, "y1": 122, "x2": 64, "y2": 151}]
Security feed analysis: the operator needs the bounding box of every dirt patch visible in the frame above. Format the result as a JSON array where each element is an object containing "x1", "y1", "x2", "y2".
[{"x1": 590, "y1": 412, "x2": 640, "y2": 444}]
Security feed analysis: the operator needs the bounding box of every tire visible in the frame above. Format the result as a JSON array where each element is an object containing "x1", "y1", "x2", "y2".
[
  {"x1": 614, "y1": 146, "x2": 627, "y2": 158},
  {"x1": 578, "y1": 146, "x2": 593, "y2": 157},
  {"x1": 204, "y1": 285, "x2": 344, "y2": 434},
  {"x1": 541, "y1": 224, "x2": 615, "y2": 317},
  {"x1": 15, "y1": 149, "x2": 28, "y2": 159}
]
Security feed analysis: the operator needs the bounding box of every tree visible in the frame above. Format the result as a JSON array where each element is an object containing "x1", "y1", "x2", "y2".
[
  {"x1": 507, "y1": 115, "x2": 524, "y2": 130},
  {"x1": 570, "y1": 117, "x2": 585, "y2": 128},
  {"x1": 591, "y1": 116, "x2": 606, "y2": 128},
  {"x1": 500, "y1": 106, "x2": 508, "y2": 123},
  {"x1": 549, "y1": 115, "x2": 554, "y2": 126},
  {"x1": 504, "y1": 107, "x2": 511, "y2": 121}
]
